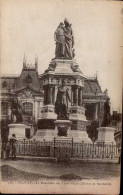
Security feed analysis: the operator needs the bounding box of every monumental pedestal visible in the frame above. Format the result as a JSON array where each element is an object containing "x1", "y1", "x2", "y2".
[
  {"x1": 8, "y1": 124, "x2": 27, "y2": 139},
  {"x1": 36, "y1": 58, "x2": 92, "y2": 143},
  {"x1": 96, "y1": 127, "x2": 116, "y2": 145},
  {"x1": 38, "y1": 58, "x2": 87, "y2": 130}
]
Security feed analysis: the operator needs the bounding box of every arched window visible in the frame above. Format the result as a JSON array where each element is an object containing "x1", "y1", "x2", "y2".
[{"x1": 23, "y1": 102, "x2": 33, "y2": 116}]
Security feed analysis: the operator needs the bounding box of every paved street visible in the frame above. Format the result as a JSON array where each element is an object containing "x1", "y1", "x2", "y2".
[{"x1": 1, "y1": 159, "x2": 120, "y2": 181}]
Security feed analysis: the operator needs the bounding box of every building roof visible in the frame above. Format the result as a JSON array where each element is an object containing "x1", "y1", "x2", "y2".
[
  {"x1": 1, "y1": 77, "x2": 18, "y2": 91},
  {"x1": 1, "y1": 66, "x2": 107, "y2": 99},
  {"x1": 83, "y1": 79, "x2": 102, "y2": 94},
  {"x1": 15, "y1": 67, "x2": 41, "y2": 92}
]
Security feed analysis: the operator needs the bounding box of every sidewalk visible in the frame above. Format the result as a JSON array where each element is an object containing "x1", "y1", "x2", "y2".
[
  {"x1": 16, "y1": 155, "x2": 119, "y2": 163},
  {"x1": 1, "y1": 159, "x2": 120, "y2": 181}
]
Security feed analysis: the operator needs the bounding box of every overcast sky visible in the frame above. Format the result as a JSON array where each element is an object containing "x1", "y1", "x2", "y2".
[{"x1": 1, "y1": 0, "x2": 123, "y2": 112}]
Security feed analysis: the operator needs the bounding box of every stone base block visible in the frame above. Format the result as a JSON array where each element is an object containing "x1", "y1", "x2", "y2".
[
  {"x1": 55, "y1": 136, "x2": 72, "y2": 142},
  {"x1": 32, "y1": 128, "x2": 92, "y2": 143},
  {"x1": 40, "y1": 105, "x2": 57, "y2": 119},
  {"x1": 96, "y1": 127, "x2": 116, "y2": 145},
  {"x1": 8, "y1": 124, "x2": 27, "y2": 139},
  {"x1": 54, "y1": 120, "x2": 72, "y2": 137},
  {"x1": 69, "y1": 130, "x2": 92, "y2": 143},
  {"x1": 38, "y1": 118, "x2": 88, "y2": 132},
  {"x1": 32, "y1": 129, "x2": 56, "y2": 141},
  {"x1": 69, "y1": 106, "x2": 86, "y2": 121},
  {"x1": 37, "y1": 119, "x2": 55, "y2": 129},
  {"x1": 71, "y1": 120, "x2": 87, "y2": 131}
]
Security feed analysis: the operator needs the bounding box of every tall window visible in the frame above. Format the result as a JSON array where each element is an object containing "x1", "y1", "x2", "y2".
[
  {"x1": 23, "y1": 102, "x2": 33, "y2": 116},
  {"x1": 1, "y1": 102, "x2": 8, "y2": 115}
]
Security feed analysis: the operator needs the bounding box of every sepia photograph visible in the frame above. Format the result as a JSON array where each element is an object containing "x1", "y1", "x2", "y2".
[{"x1": 0, "y1": 0, "x2": 122, "y2": 194}]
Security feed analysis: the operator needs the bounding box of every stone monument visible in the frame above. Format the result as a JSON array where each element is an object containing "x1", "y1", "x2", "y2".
[
  {"x1": 8, "y1": 97, "x2": 28, "y2": 139},
  {"x1": 36, "y1": 19, "x2": 91, "y2": 143},
  {"x1": 96, "y1": 98, "x2": 116, "y2": 145}
]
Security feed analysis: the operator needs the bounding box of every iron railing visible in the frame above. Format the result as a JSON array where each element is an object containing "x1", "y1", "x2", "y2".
[
  {"x1": 2, "y1": 138, "x2": 119, "y2": 160},
  {"x1": 17, "y1": 139, "x2": 53, "y2": 157},
  {"x1": 50, "y1": 139, "x2": 119, "y2": 159}
]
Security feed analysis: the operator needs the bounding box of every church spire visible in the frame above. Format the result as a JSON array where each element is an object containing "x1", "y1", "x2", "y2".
[
  {"x1": 96, "y1": 71, "x2": 98, "y2": 80},
  {"x1": 23, "y1": 53, "x2": 27, "y2": 68},
  {"x1": 35, "y1": 55, "x2": 38, "y2": 72}
]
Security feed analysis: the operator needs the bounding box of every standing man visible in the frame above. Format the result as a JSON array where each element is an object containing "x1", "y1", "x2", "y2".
[
  {"x1": 10, "y1": 134, "x2": 18, "y2": 160},
  {"x1": 5, "y1": 139, "x2": 10, "y2": 160}
]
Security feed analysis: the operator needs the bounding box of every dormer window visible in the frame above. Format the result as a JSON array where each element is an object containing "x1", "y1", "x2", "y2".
[
  {"x1": 25, "y1": 74, "x2": 32, "y2": 84},
  {"x1": 2, "y1": 81, "x2": 7, "y2": 88}
]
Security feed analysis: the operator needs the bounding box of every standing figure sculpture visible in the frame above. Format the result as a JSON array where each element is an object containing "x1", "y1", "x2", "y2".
[
  {"x1": 10, "y1": 98, "x2": 23, "y2": 123},
  {"x1": 54, "y1": 18, "x2": 74, "y2": 59},
  {"x1": 64, "y1": 18, "x2": 74, "y2": 58},
  {"x1": 54, "y1": 22, "x2": 65, "y2": 58},
  {"x1": 55, "y1": 80, "x2": 72, "y2": 120},
  {"x1": 101, "y1": 98, "x2": 111, "y2": 127}
]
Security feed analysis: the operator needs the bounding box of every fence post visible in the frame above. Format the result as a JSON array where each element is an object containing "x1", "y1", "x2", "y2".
[
  {"x1": 82, "y1": 141, "x2": 84, "y2": 159},
  {"x1": 33, "y1": 139, "x2": 35, "y2": 156},
  {"x1": 71, "y1": 137, "x2": 73, "y2": 158},
  {"x1": 43, "y1": 139, "x2": 46, "y2": 156},
  {"x1": 24, "y1": 138, "x2": 26, "y2": 156},
  {"x1": 43, "y1": 139, "x2": 46, "y2": 146},
  {"x1": 111, "y1": 142, "x2": 113, "y2": 160},
  {"x1": 92, "y1": 141, "x2": 94, "y2": 159},
  {"x1": 54, "y1": 137, "x2": 56, "y2": 158},
  {"x1": 102, "y1": 142, "x2": 104, "y2": 159}
]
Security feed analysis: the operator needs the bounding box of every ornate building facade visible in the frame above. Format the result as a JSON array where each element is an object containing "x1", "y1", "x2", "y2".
[
  {"x1": 1, "y1": 59, "x2": 43, "y2": 124},
  {"x1": 1, "y1": 57, "x2": 109, "y2": 130}
]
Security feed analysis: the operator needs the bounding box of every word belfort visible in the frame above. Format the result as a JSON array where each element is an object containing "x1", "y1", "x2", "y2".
[{"x1": 1, "y1": 18, "x2": 109, "y2": 142}]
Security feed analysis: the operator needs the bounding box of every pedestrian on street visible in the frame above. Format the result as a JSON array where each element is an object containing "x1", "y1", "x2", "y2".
[
  {"x1": 2, "y1": 142, "x2": 7, "y2": 159},
  {"x1": 5, "y1": 139, "x2": 10, "y2": 160},
  {"x1": 10, "y1": 134, "x2": 18, "y2": 160}
]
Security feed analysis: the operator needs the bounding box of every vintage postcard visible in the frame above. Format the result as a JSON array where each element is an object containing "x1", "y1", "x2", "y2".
[{"x1": 0, "y1": 0, "x2": 122, "y2": 194}]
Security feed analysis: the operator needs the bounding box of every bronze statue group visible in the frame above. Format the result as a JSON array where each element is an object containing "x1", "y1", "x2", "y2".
[{"x1": 54, "y1": 18, "x2": 75, "y2": 59}]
